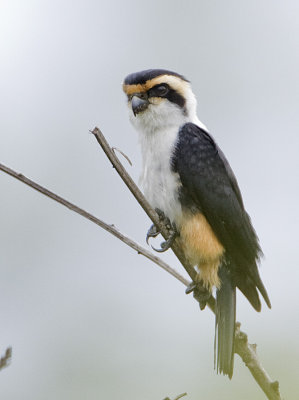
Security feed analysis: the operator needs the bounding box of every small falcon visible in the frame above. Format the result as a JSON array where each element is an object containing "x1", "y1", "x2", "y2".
[{"x1": 122, "y1": 69, "x2": 271, "y2": 378}]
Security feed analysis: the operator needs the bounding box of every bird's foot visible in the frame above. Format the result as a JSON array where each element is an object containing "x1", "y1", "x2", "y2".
[
  {"x1": 146, "y1": 208, "x2": 178, "y2": 252},
  {"x1": 186, "y1": 281, "x2": 211, "y2": 310},
  {"x1": 151, "y1": 227, "x2": 178, "y2": 253}
]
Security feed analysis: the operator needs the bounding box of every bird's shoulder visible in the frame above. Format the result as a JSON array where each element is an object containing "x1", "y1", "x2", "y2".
[{"x1": 172, "y1": 122, "x2": 244, "y2": 206}]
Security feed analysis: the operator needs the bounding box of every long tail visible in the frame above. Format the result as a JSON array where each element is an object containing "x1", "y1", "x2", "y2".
[{"x1": 215, "y1": 264, "x2": 236, "y2": 379}]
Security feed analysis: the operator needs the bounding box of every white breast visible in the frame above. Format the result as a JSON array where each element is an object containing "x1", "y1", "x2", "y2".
[{"x1": 138, "y1": 124, "x2": 183, "y2": 224}]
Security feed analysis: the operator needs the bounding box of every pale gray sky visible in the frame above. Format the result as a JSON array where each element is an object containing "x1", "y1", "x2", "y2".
[{"x1": 0, "y1": 1, "x2": 298, "y2": 399}]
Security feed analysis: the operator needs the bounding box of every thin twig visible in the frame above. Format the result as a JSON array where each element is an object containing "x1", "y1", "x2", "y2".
[
  {"x1": 0, "y1": 347, "x2": 12, "y2": 371},
  {"x1": 0, "y1": 163, "x2": 188, "y2": 287},
  {"x1": 174, "y1": 394, "x2": 187, "y2": 400},
  {"x1": 163, "y1": 393, "x2": 187, "y2": 400},
  {"x1": 112, "y1": 147, "x2": 132, "y2": 166}
]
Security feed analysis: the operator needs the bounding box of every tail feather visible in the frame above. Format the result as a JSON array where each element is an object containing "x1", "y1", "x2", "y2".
[
  {"x1": 236, "y1": 274, "x2": 261, "y2": 311},
  {"x1": 215, "y1": 265, "x2": 236, "y2": 379},
  {"x1": 235, "y1": 269, "x2": 271, "y2": 312},
  {"x1": 255, "y1": 274, "x2": 272, "y2": 309}
]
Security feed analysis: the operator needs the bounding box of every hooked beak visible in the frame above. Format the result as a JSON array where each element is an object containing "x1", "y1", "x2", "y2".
[{"x1": 131, "y1": 95, "x2": 149, "y2": 116}]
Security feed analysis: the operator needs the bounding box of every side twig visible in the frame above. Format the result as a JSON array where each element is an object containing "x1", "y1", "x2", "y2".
[
  {"x1": 0, "y1": 347, "x2": 12, "y2": 371},
  {"x1": 163, "y1": 393, "x2": 187, "y2": 400},
  {"x1": 0, "y1": 163, "x2": 188, "y2": 287}
]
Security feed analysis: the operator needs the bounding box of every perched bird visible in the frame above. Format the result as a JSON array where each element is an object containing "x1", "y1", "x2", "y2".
[{"x1": 122, "y1": 69, "x2": 271, "y2": 378}]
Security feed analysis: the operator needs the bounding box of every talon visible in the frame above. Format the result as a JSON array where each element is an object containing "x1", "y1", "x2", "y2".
[
  {"x1": 185, "y1": 282, "x2": 197, "y2": 294},
  {"x1": 149, "y1": 209, "x2": 178, "y2": 252},
  {"x1": 146, "y1": 224, "x2": 161, "y2": 245},
  {"x1": 151, "y1": 245, "x2": 165, "y2": 253},
  {"x1": 151, "y1": 228, "x2": 178, "y2": 253}
]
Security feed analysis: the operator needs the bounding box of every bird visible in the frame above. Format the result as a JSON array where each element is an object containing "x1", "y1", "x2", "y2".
[{"x1": 122, "y1": 68, "x2": 271, "y2": 378}]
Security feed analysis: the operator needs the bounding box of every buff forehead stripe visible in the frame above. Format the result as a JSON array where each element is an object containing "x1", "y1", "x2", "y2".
[{"x1": 123, "y1": 75, "x2": 190, "y2": 98}]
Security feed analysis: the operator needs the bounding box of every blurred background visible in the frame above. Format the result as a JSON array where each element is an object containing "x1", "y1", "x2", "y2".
[{"x1": 0, "y1": 1, "x2": 298, "y2": 399}]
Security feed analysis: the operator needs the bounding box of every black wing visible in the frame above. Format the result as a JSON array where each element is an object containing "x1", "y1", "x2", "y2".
[{"x1": 172, "y1": 123, "x2": 270, "y2": 310}]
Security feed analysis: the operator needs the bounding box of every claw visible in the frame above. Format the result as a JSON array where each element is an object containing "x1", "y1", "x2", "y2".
[
  {"x1": 146, "y1": 224, "x2": 161, "y2": 245},
  {"x1": 185, "y1": 282, "x2": 197, "y2": 294},
  {"x1": 151, "y1": 228, "x2": 178, "y2": 253}
]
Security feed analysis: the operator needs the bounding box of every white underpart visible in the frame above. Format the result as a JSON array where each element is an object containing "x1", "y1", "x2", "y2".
[{"x1": 128, "y1": 81, "x2": 208, "y2": 225}]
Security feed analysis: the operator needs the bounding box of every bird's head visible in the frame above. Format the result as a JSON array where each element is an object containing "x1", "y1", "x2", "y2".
[{"x1": 123, "y1": 69, "x2": 198, "y2": 134}]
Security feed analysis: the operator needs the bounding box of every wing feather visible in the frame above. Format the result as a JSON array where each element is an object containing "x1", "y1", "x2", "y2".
[{"x1": 172, "y1": 123, "x2": 270, "y2": 309}]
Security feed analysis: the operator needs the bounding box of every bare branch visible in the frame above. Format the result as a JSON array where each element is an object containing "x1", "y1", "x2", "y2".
[
  {"x1": 0, "y1": 347, "x2": 12, "y2": 371},
  {"x1": 0, "y1": 126, "x2": 283, "y2": 399},
  {"x1": 0, "y1": 163, "x2": 188, "y2": 287},
  {"x1": 235, "y1": 323, "x2": 282, "y2": 400},
  {"x1": 174, "y1": 394, "x2": 187, "y2": 400},
  {"x1": 163, "y1": 393, "x2": 187, "y2": 400}
]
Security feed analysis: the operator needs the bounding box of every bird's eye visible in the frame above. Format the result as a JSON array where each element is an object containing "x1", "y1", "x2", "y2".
[{"x1": 155, "y1": 84, "x2": 169, "y2": 97}]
